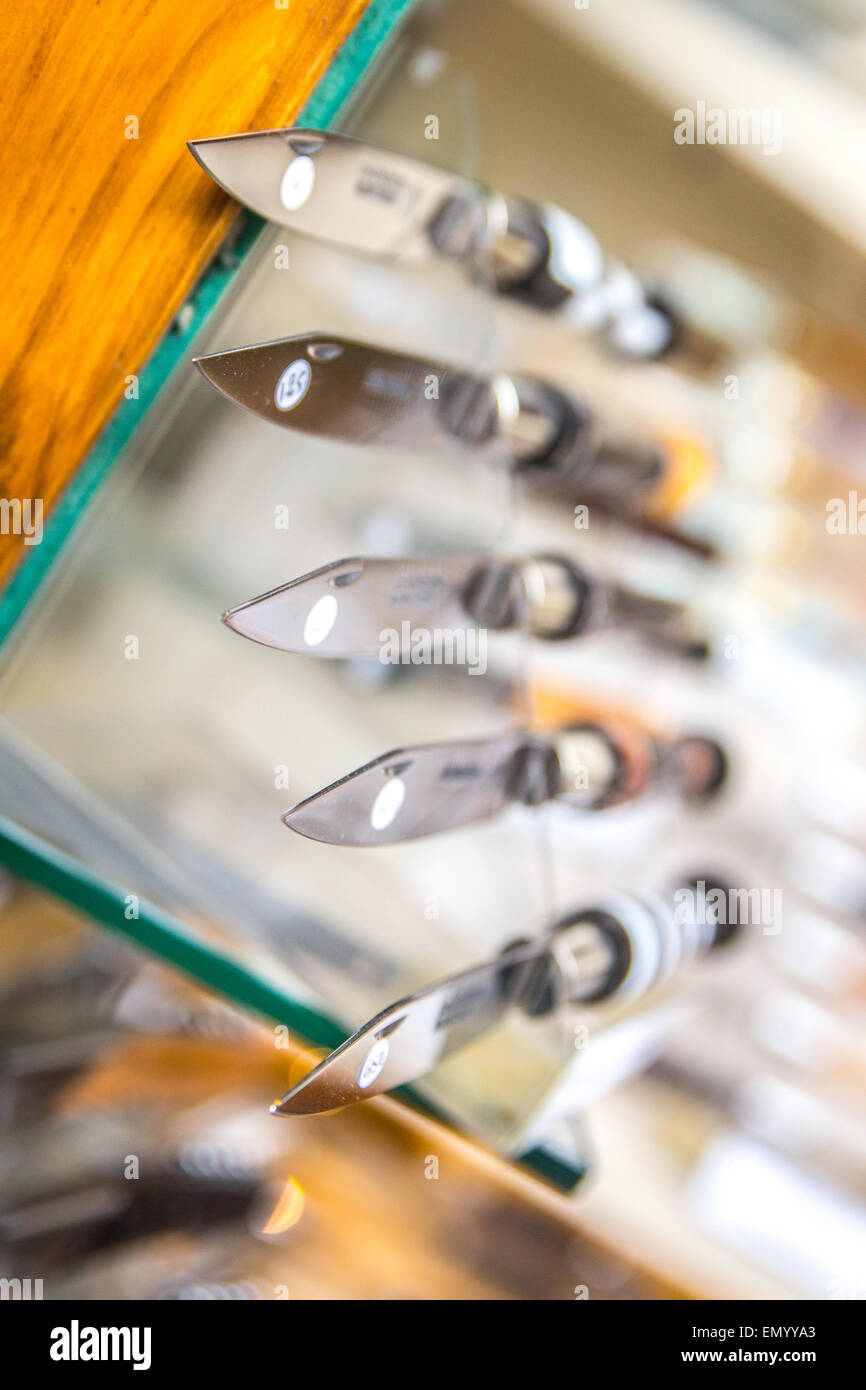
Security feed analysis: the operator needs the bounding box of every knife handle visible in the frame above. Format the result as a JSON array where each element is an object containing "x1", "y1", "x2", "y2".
[
  {"x1": 452, "y1": 191, "x2": 602, "y2": 312},
  {"x1": 552, "y1": 722, "x2": 727, "y2": 809},
  {"x1": 438, "y1": 366, "x2": 669, "y2": 515},
  {"x1": 509, "y1": 556, "x2": 706, "y2": 656},
  {"x1": 505, "y1": 721, "x2": 655, "y2": 811},
  {"x1": 472, "y1": 195, "x2": 680, "y2": 361},
  {"x1": 658, "y1": 734, "x2": 728, "y2": 802},
  {"x1": 476, "y1": 195, "x2": 602, "y2": 309},
  {"x1": 437, "y1": 371, "x2": 576, "y2": 464},
  {"x1": 501, "y1": 884, "x2": 739, "y2": 1019},
  {"x1": 498, "y1": 374, "x2": 669, "y2": 514},
  {"x1": 552, "y1": 720, "x2": 656, "y2": 809},
  {"x1": 591, "y1": 580, "x2": 710, "y2": 661},
  {"x1": 546, "y1": 884, "x2": 739, "y2": 1009},
  {"x1": 461, "y1": 556, "x2": 590, "y2": 640}
]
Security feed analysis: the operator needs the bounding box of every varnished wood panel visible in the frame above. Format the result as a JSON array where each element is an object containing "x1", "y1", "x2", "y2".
[{"x1": 0, "y1": 0, "x2": 374, "y2": 588}]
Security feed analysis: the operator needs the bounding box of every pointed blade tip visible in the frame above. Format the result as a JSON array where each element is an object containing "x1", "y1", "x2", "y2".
[
  {"x1": 269, "y1": 1096, "x2": 307, "y2": 1117},
  {"x1": 186, "y1": 139, "x2": 213, "y2": 171},
  {"x1": 221, "y1": 605, "x2": 281, "y2": 649},
  {"x1": 280, "y1": 810, "x2": 348, "y2": 846},
  {"x1": 192, "y1": 354, "x2": 220, "y2": 383},
  {"x1": 270, "y1": 1089, "x2": 319, "y2": 1117}
]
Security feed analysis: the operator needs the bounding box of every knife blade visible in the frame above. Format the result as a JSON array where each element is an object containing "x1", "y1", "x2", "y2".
[
  {"x1": 223, "y1": 555, "x2": 498, "y2": 656},
  {"x1": 195, "y1": 332, "x2": 673, "y2": 508},
  {"x1": 223, "y1": 553, "x2": 707, "y2": 658},
  {"x1": 194, "y1": 333, "x2": 485, "y2": 448},
  {"x1": 187, "y1": 128, "x2": 679, "y2": 358},
  {"x1": 271, "y1": 884, "x2": 739, "y2": 1114},
  {"x1": 188, "y1": 127, "x2": 462, "y2": 264},
  {"x1": 270, "y1": 945, "x2": 536, "y2": 1115},
  {"x1": 281, "y1": 723, "x2": 726, "y2": 846},
  {"x1": 282, "y1": 731, "x2": 534, "y2": 846}
]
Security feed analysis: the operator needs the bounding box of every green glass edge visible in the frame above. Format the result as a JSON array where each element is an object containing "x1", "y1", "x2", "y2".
[
  {"x1": 0, "y1": 816, "x2": 346, "y2": 1048},
  {"x1": 0, "y1": 0, "x2": 416, "y2": 652},
  {"x1": 0, "y1": 0, "x2": 584, "y2": 1192},
  {"x1": 0, "y1": 814, "x2": 583, "y2": 1191}
]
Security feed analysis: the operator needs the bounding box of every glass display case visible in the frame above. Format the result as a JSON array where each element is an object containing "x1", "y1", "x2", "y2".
[{"x1": 3, "y1": 0, "x2": 866, "y2": 1302}]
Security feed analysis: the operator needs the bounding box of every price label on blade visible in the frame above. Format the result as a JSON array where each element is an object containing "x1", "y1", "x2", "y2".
[
  {"x1": 357, "y1": 1039, "x2": 389, "y2": 1089},
  {"x1": 280, "y1": 154, "x2": 316, "y2": 210},
  {"x1": 274, "y1": 359, "x2": 312, "y2": 411}
]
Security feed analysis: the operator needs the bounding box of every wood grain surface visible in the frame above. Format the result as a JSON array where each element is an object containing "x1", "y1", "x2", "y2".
[{"x1": 0, "y1": 0, "x2": 372, "y2": 590}]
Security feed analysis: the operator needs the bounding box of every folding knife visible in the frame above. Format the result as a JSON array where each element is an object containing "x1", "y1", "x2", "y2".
[
  {"x1": 281, "y1": 723, "x2": 726, "y2": 846},
  {"x1": 272, "y1": 882, "x2": 738, "y2": 1115},
  {"x1": 187, "y1": 128, "x2": 679, "y2": 360},
  {"x1": 223, "y1": 553, "x2": 707, "y2": 659},
  {"x1": 194, "y1": 332, "x2": 669, "y2": 511}
]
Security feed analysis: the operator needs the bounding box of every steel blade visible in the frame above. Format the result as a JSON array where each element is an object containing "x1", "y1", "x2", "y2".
[
  {"x1": 187, "y1": 127, "x2": 463, "y2": 261},
  {"x1": 223, "y1": 555, "x2": 483, "y2": 656},
  {"x1": 271, "y1": 939, "x2": 547, "y2": 1114},
  {"x1": 194, "y1": 332, "x2": 479, "y2": 446},
  {"x1": 282, "y1": 731, "x2": 529, "y2": 846}
]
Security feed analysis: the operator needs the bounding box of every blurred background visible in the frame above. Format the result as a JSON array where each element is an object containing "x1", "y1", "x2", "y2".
[{"x1": 2, "y1": 0, "x2": 866, "y2": 1300}]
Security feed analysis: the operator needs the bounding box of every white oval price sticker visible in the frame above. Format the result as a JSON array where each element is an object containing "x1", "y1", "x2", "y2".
[
  {"x1": 280, "y1": 154, "x2": 316, "y2": 211},
  {"x1": 274, "y1": 358, "x2": 312, "y2": 411},
  {"x1": 370, "y1": 777, "x2": 405, "y2": 831},
  {"x1": 357, "y1": 1039, "x2": 389, "y2": 1090},
  {"x1": 303, "y1": 594, "x2": 338, "y2": 647}
]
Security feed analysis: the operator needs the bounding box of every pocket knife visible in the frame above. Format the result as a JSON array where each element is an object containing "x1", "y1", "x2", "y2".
[
  {"x1": 272, "y1": 881, "x2": 738, "y2": 1115},
  {"x1": 222, "y1": 553, "x2": 707, "y2": 660},
  {"x1": 188, "y1": 127, "x2": 679, "y2": 360},
  {"x1": 194, "y1": 332, "x2": 675, "y2": 515},
  {"x1": 281, "y1": 723, "x2": 726, "y2": 846}
]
